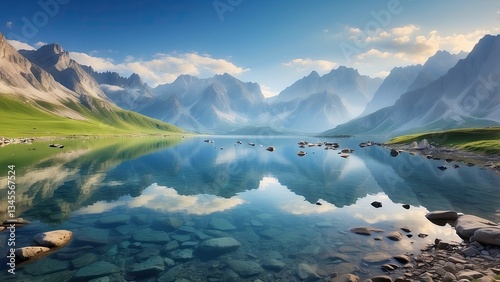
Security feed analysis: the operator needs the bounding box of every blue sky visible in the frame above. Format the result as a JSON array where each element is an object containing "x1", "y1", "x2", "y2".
[{"x1": 2, "y1": 0, "x2": 499, "y2": 96}]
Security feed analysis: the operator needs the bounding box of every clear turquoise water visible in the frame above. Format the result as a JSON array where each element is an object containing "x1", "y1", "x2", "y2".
[{"x1": 0, "y1": 136, "x2": 499, "y2": 281}]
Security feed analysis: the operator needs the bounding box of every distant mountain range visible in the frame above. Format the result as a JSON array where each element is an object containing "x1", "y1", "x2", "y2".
[
  {"x1": 360, "y1": 50, "x2": 467, "y2": 117},
  {"x1": 0, "y1": 33, "x2": 181, "y2": 135},
  {"x1": 1, "y1": 31, "x2": 499, "y2": 136},
  {"x1": 324, "y1": 34, "x2": 500, "y2": 136},
  {"x1": 87, "y1": 66, "x2": 382, "y2": 133}
]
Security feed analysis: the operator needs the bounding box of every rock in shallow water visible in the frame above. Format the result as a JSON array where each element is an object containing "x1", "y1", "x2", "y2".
[
  {"x1": 132, "y1": 228, "x2": 170, "y2": 243},
  {"x1": 297, "y1": 263, "x2": 322, "y2": 280},
  {"x1": 386, "y1": 231, "x2": 403, "y2": 241},
  {"x1": 196, "y1": 237, "x2": 241, "y2": 256},
  {"x1": 331, "y1": 273, "x2": 360, "y2": 282},
  {"x1": 425, "y1": 210, "x2": 458, "y2": 221},
  {"x1": 73, "y1": 261, "x2": 119, "y2": 281},
  {"x1": 75, "y1": 227, "x2": 110, "y2": 246},
  {"x1": 350, "y1": 226, "x2": 383, "y2": 236},
  {"x1": 208, "y1": 218, "x2": 236, "y2": 231},
  {"x1": 169, "y1": 249, "x2": 194, "y2": 261},
  {"x1": 362, "y1": 252, "x2": 391, "y2": 264},
  {"x1": 128, "y1": 255, "x2": 165, "y2": 277},
  {"x1": 227, "y1": 260, "x2": 264, "y2": 277},
  {"x1": 261, "y1": 258, "x2": 285, "y2": 272},
  {"x1": 96, "y1": 214, "x2": 130, "y2": 227},
  {"x1": 33, "y1": 230, "x2": 73, "y2": 247},
  {"x1": 15, "y1": 246, "x2": 51, "y2": 261}
]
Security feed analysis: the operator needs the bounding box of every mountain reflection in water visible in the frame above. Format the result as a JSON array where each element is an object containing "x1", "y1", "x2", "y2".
[{"x1": 0, "y1": 136, "x2": 499, "y2": 280}]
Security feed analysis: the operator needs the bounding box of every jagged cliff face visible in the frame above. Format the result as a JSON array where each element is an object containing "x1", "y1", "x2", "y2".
[
  {"x1": 0, "y1": 34, "x2": 78, "y2": 102},
  {"x1": 20, "y1": 44, "x2": 109, "y2": 101}
]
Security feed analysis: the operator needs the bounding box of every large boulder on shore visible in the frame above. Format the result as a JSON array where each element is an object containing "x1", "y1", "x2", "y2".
[
  {"x1": 418, "y1": 139, "x2": 430, "y2": 149},
  {"x1": 455, "y1": 214, "x2": 499, "y2": 239},
  {"x1": 470, "y1": 227, "x2": 500, "y2": 247},
  {"x1": 33, "y1": 230, "x2": 73, "y2": 247}
]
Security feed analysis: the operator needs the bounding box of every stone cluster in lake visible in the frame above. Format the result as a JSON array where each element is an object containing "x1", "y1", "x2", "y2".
[{"x1": 0, "y1": 218, "x2": 73, "y2": 262}]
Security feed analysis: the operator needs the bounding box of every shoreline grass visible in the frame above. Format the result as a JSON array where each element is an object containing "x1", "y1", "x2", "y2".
[
  {"x1": 386, "y1": 127, "x2": 500, "y2": 155},
  {"x1": 0, "y1": 95, "x2": 184, "y2": 138}
]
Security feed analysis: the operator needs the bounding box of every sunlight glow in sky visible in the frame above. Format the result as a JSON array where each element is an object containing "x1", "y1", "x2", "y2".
[{"x1": 2, "y1": 0, "x2": 498, "y2": 97}]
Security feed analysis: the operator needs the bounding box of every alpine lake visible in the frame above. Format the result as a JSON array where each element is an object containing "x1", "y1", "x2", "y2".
[{"x1": 0, "y1": 135, "x2": 499, "y2": 281}]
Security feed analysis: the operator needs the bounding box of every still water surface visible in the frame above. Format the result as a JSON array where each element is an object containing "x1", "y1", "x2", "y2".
[{"x1": 0, "y1": 136, "x2": 499, "y2": 281}]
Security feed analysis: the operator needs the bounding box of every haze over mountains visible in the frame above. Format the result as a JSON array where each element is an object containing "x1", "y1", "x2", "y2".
[
  {"x1": 1, "y1": 31, "x2": 499, "y2": 136},
  {"x1": 325, "y1": 34, "x2": 500, "y2": 136}
]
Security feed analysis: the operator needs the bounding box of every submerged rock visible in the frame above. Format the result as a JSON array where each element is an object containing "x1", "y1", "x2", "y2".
[
  {"x1": 208, "y1": 218, "x2": 236, "y2": 231},
  {"x1": 371, "y1": 201, "x2": 382, "y2": 208},
  {"x1": 228, "y1": 260, "x2": 264, "y2": 277},
  {"x1": 73, "y1": 261, "x2": 119, "y2": 281},
  {"x1": 297, "y1": 263, "x2": 322, "y2": 280},
  {"x1": 132, "y1": 228, "x2": 170, "y2": 243},
  {"x1": 75, "y1": 227, "x2": 110, "y2": 246},
  {"x1": 23, "y1": 258, "x2": 70, "y2": 275},
  {"x1": 262, "y1": 258, "x2": 285, "y2": 272},
  {"x1": 331, "y1": 273, "x2": 360, "y2": 282},
  {"x1": 96, "y1": 214, "x2": 130, "y2": 227},
  {"x1": 362, "y1": 252, "x2": 391, "y2": 264},
  {"x1": 129, "y1": 255, "x2": 165, "y2": 277},
  {"x1": 196, "y1": 237, "x2": 241, "y2": 256},
  {"x1": 169, "y1": 249, "x2": 194, "y2": 262}
]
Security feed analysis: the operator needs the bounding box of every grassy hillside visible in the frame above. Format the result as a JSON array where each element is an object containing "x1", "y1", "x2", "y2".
[
  {"x1": 386, "y1": 127, "x2": 500, "y2": 155},
  {"x1": 0, "y1": 95, "x2": 183, "y2": 137}
]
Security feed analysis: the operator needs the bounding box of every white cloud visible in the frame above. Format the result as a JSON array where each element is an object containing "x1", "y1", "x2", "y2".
[
  {"x1": 6, "y1": 21, "x2": 13, "y2": 29},
  {"x1": 375, "y1": 70, "x2": 390, "y2": 78},
  {"x1": 391, "y1": 24, "x2": 419, "y2": 36},
  {"x1": 259, "y1": 84, "x2": 278, "y2": 98},
  {"x1": 393, "y1": 35, "x2": 411, "y2": 44},
  {"x1": 379, "y1": 31, "x2": 391, "y2": 38},
  {"x1": 34, "y1": 41, "x2": 47, "y2": 48},
  {"x1": 347, "y1": 26, "x2": 490, "y2": 64},
  {"x1": 7, "y1": 40, "x2": 35, "y2": 51},
  {"x1": 283, "y1": 58, "x2": 338, "y2": 72},
  {"x1": 100, "y1": 84, "x2": 125, "y2": 93},
  {"x1": 69, "y1": 52, "x2": 117, "y2": 71},
  {"x1": 348, "y1": 27, "x2": 361, "y2": 33},
  {"x1": 357, "y1": 49, "x2": 392, "y2": 60},
  {"x1": 69, "y1": 52, "x2": 248, "y2": 87}
]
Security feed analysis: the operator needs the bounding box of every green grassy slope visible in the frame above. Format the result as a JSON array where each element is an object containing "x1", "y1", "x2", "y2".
[
  {"x1": 0, "y1": 95, "x2": 183, "y2": 137},
  {"x1": 386, "y1": 127, "x2": 500, "y2": 155}
]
